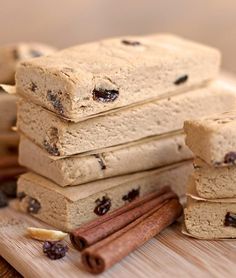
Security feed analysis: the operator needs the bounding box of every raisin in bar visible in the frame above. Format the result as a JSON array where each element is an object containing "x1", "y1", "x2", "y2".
[
  {"x1": 17, "y1": 160, "x2": 192, "y2": 231},
  {"x1": 0, "y1": 43, "x2": 56, "y2": 84},
  {"x1": 184, "y1": 110, "x2": 236, "y2": 166},
  {"x1": 184, "y1": 177, "x2": 236, "y2": 239},
  {"x1": 17, "y1": 79, "x2": 236, "y2": 156},
  {"x1": 193, "y1": 157, "x2": 236, "y2": 199},
  {"x1": 16, "y1": 34, "x2": 220, "y2": 121},
  {"x1": 19, "y1": 132, "x2": 192, "y2": 186}
]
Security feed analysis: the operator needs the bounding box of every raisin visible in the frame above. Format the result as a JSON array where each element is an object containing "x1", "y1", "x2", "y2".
[
  {"x1": 29, "y1": 82, "x2": 38, "y2": 92},
  {"x1": 47, "y1": 90, "x2": 64, "y2": 115},
  {"x1": 122, "y1": 187, "x2": 140, "y2": 202},
  {"x1": 0, "y1": 180, "x2": 17, "y2": 198},
  {"x1": 224, "y1": 152, "x2": 236, "y2": 165},
  {"x1": 92, "y1": 89, "x2": 119, "y2": 103},
  {"x1": 43, "y1": 241, "x2": 68, "y2": 260},
  {"x1": 94, "y1": 154, "x2": 106, "y2": 170},
  {"x1": 17, "y1": 191, "x2": 26, "y2": 201},
  {"x1": 174, "y1": 75, "x2": 188, "y2": 85},
  {"x1": 121, "y1": 40, "x2": 141, "y2": 46},
  {"x1": 0, "y1": 191, "x2": 8, "y2": 208},
  {"x1": 224, "y1": 212, "x2": 236, "y2": 227},
  {"x1": 30, "y1": 49, "x2": 43, "y2": 58},
  {"x1": 43, "y1": 140, "x2": 60, "y2": 156},
  {"x1": 27, "y1": 197, "x2": 41, "y2": 214},
  {"x1": 94, "y1": 196, "x2": 111, "y2": 216}
]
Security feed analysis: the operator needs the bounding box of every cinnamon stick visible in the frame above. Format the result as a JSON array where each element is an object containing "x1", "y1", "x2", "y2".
[
  {"x1": 81, "y1": 198, "x2": 182, "y2": 274},
  {"x1": 0, "y1": 166, "x2": 26, "y2": 182},
  {"x1": 0, "y1": 155, "x2": 19, "y2": 169},
  {"x1": 70, "y1": 187, "x2": 177, "y2": 250}
]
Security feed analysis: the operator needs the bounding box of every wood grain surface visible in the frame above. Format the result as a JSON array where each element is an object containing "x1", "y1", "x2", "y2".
[
  {"x1": 0, "y1": 257, "x2": 21, "y2": 278},
  {"x1": 0, "y1": 204, "x2": 236, "y2": 278}
]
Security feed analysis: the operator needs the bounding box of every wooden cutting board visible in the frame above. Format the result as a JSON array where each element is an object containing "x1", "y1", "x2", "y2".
[{"x1": 0, "y1": 204, "x2": 236, "y2": 278}]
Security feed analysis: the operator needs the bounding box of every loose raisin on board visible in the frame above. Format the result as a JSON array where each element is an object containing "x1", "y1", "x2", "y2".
[
  {"x1": 122, "y1": 188, "x2": 140, "y2": 202},
  {"x1": 43, "y1": 241, "x2": 68, "y2": 260},
  {"x1": 224, "y1": 152, "x2": 236, "y2": 165},
  {"x1": 94, "y1": 196, "x2": 111, "y2": 216},
  {"x1": 47, "y1": 90, "x2": 64, "y2": 115},
  {"x1": 92, "y1": 89, "x2": 119, "y2": 103},
  {"x1": 27, "y1": 197, "x2": 41, "y2": 214},
  {"x1": 174, "y1": 75, "x2": 188, "y2": 85},
  {"x1": 224, "y1": 212, "x2": 236, "y2": 227},
  {"x1": 94, "y1": 154, "x2": 106, "y2": 170},
  {"x1": 121, "y1": 40, "x2": 141, "y2": 46},
  {"x1": 0, "y1": 191, "x2": 8, "y2": 208}
]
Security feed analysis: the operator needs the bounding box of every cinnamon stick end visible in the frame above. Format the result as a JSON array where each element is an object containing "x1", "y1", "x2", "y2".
[
  {"x1": 70, "y1": 233, "x2": 88, "y2": 251},
  {"x1": 81, "y1": 252, "x2": 105, "y2": 274}
]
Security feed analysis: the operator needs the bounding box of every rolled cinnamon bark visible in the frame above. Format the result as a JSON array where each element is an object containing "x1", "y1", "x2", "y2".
[
  {"x1": 81, "y1": 198, "x2": 182, "y2": 274},
  {"x1": 0, "y1": 155, "x2": 18, "y2": 169},
  {"x1": 0, "y1": 166, "x2": 26, "y2": 182},
  {"x1": 71, "y1": 188, "x2": 177, "y2": 250},
  {"x1": 70, "y1": 186, "x2": 175, "y2": 250}
]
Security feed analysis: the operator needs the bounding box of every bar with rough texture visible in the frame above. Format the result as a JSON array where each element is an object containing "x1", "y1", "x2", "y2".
[
  {"x1": 15, "y1": 34, "x2": 220, "y2": 121},
  {"x1": 17, "y1": 80, "x2": 236, "y2": 156}
]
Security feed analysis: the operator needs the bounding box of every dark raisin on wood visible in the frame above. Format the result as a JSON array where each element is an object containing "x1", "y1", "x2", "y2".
[
  {"x1": 92, "y1": 89, "x2": 119, "y2": 103},
  {"x1": 122, "y1": 187, "x2": 140, "y2": 202},
  {"x1": 17, "y1": 191, "x2": 26, "y2": 201},
  {"x1": 47, "y1": 90, "x2": 64, "y2": 115},
  {"x1": 43, "y1": 140, "x2": 60, "y2": 156},
  {"x1": 30, "y1": 49, "x2": 43, "y2": 58},
  {"x1": 224, "y1": 212, "x2": 236, "y2": 227},
  {"x1": 29, "y1": 82, "x2": 38, "y2": 92},
  {"x1": 121, "y1": 40, "x2": 141, "y2": 46},
  {"x1": 94, "y1": 196, "x2": 111, "y2": 216},
  {"x1": 0, "y1": 180, "x2": 17, "y2": 198},
  {"x1": 0, "y1": 191, "x2": 8, "y2": 208},
  {"x1": 43, "y1": 241, "x2": 68, "y2": 260},
  {"x1": 224, "y1": 152, "x2": 236, "y2": 165},
  {"x1": 174, "y1": 75, "x2": 188, "y2": 85},
  {"x1": 27, "y1": 197, "x2": 41, "y2": 214},
  {"x1": 94, "y1": 154, "x2": 106, "y2": 170}
]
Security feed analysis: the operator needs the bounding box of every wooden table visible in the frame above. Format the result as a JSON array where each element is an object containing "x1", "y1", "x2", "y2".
[
  {"x1": 0, "y1": 257, "x2": 21, "y2": 277},
  {"x1": 1, "y1": 204, "x2": 236, "y2": 278}
]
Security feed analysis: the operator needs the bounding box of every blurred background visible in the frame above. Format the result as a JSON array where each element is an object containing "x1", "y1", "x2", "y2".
[{"x1": 0, "y1": 0, "x2": 235, "y2": 72}]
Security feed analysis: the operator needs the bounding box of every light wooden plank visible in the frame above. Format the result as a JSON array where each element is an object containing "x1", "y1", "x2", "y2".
[{"x1": 0, "y1": 206, "x2": 236, "y2": 278}]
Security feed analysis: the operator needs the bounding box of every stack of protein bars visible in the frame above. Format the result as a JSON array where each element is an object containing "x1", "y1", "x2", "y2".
[
  {"x1": 184, "y1": 111, "x2": 236, "y2": 239},
  {"x1": 15, "y1": 34, "x2": 236, "y2": 232},
  {"x1": 0, "y1": 43, "x2": 55, "y2": 203}
]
